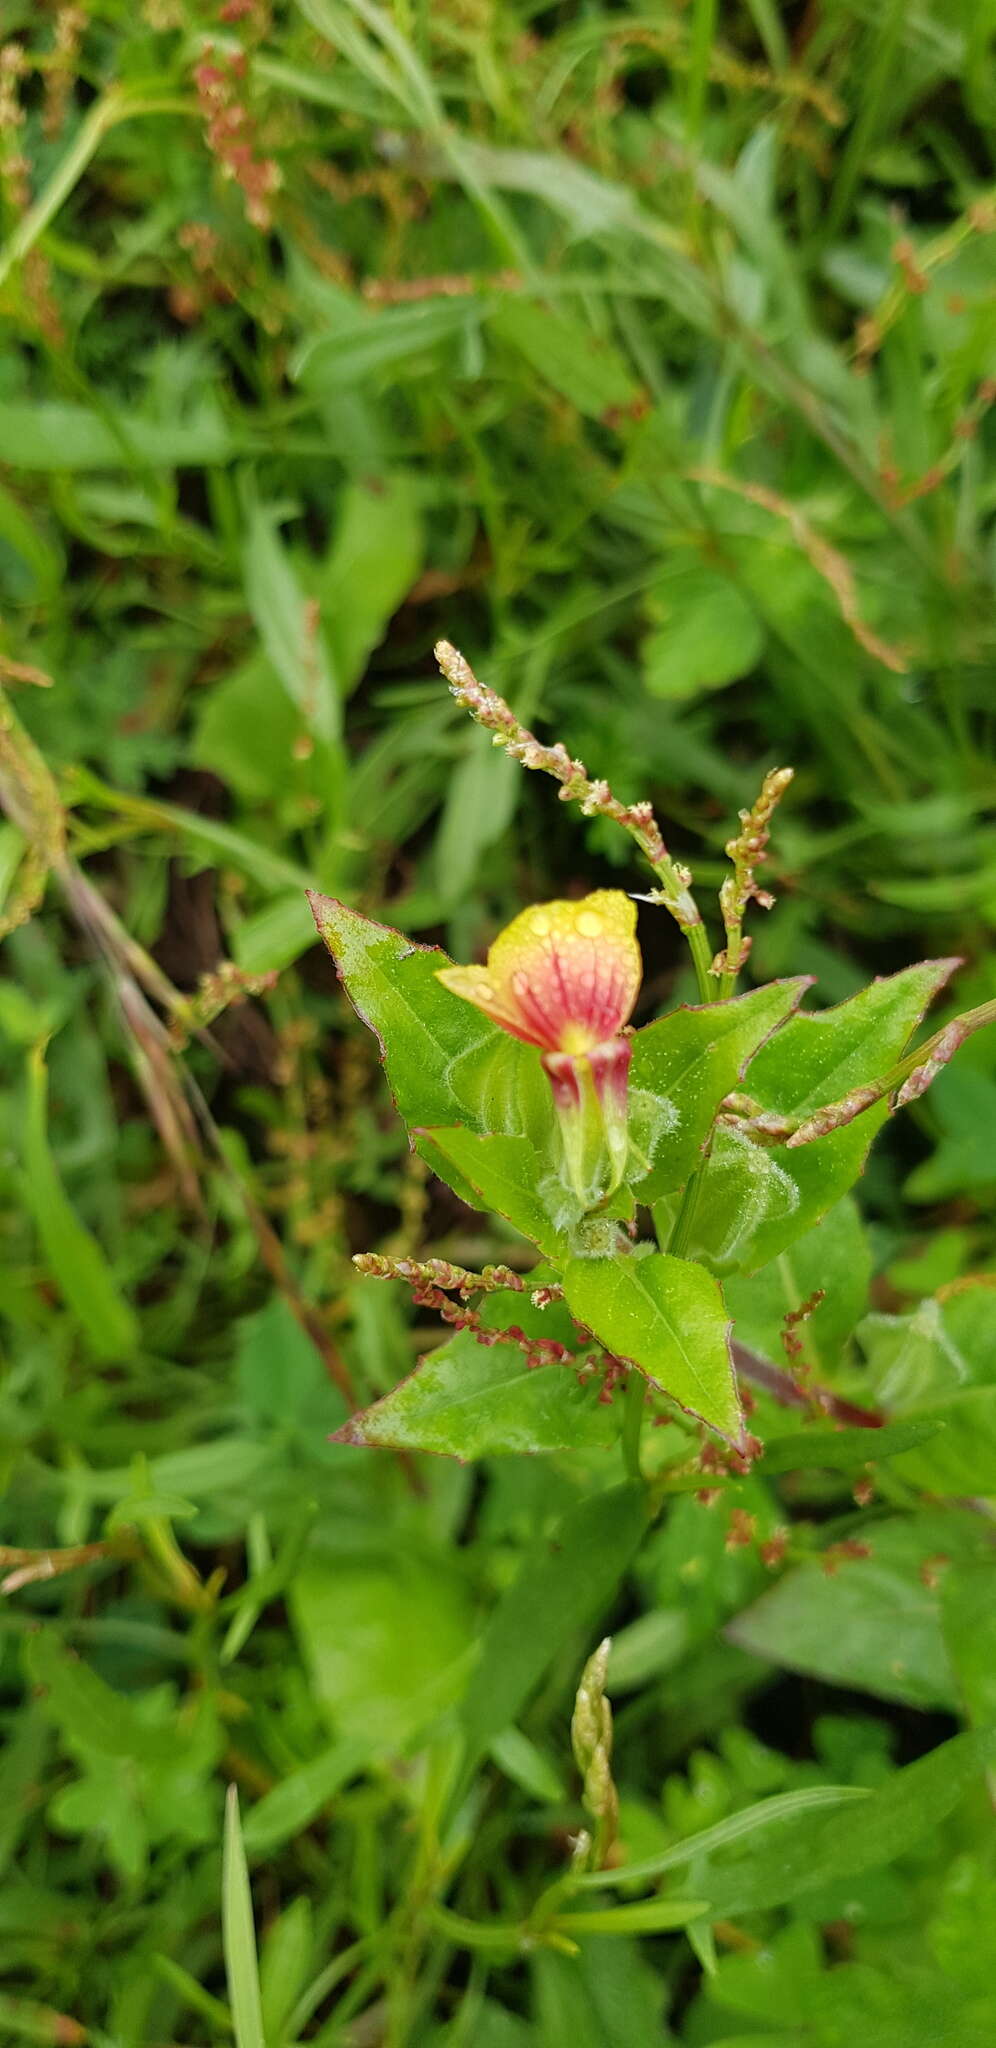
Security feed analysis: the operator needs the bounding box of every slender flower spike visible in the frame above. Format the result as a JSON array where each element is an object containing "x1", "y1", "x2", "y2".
[{"x1": 436, "y1": 892, "x2": 642, "y2": 1205}]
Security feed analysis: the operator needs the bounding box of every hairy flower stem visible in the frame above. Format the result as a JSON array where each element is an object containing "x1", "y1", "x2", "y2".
[
  {"x1": 435, "y1": 640, "x2": 715, "y2": 1001},
  {"x1": 715, "y1": 765, "x2": 794, "y2": 999},
  {"x1": 685, "y1": 920, "x2": 716, "y2": 1005}
]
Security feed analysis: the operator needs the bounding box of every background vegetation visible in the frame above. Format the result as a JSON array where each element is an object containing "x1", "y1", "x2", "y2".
[{"x1": 1, "y1": 0, "x2": 995, "y2": 2041}]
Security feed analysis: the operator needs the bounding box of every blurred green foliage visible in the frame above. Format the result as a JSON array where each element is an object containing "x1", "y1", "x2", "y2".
[{"x1": 1, "y1": 0, "x2": 996, "y2": 2041}]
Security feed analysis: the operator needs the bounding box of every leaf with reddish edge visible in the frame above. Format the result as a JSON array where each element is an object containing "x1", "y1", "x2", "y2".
[
  {"x1": 331, "y1": 1326, "x2": 622, "y2": 1459},
  {"x1": 563, "y1": 1252, "x2": 741, "y2": 1441},
  {"x1": 309, "y1": 892, "x2": 500, "y2": 1124},
  {"x1": 308, "y1": 893, "x2": 554, "y2": 1148},
  {"x1": 418, "y1": 1126, "x2": 574, "y2": 1262},
  {"x1": 746, "y1": 958, "x2": 962, "y2": 1114},
  {"x1": 686, "y1": 960, "x2": 962, "y2": 1273},
  {"x1": 628, "y1": 977, "x2": 812, "y2": 1202}
]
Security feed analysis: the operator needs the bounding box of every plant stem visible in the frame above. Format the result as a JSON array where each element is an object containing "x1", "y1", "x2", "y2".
[
  {"x1": 685, "y1": 918, "x2": 716, "y2": 1004},
  {"x1": 621, "y1": 1372, "x2": 647, "y2": 1481},
  {"x1": 0, "y1": 88, "x2": 197, "y2": 292},
  {"x1": 667, "y1": 1159, "x2": 707, "y2": 1261}
]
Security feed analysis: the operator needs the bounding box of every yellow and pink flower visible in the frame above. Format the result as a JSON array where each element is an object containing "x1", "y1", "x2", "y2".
[{"x1": 437, "y1": 891, "x2": 641, "y2": 1203}]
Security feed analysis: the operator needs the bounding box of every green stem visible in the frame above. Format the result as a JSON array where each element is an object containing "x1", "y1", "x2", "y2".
[
  {"x1": 666, "y1": 1170, "x2": 703, "y2": 1261},
  {"x1": 427, "y1": 1905, "x2": 523, "y2": 1956},
  {"x1": 717, "y1": 939, "x2": 739, "y2": 1003},
  {"x1": 668, "y1": 1125, "x2": 719, "y2": 1263},
  {"x1": 0, "y1": 87, "x2": 197, "y2": 292},
  {"x1": 621, "y1": 1372, "x2": 647, "y2": 1481},
  {"x1": 684, "y1": 919, "x2": 716, "y2": 1005}
]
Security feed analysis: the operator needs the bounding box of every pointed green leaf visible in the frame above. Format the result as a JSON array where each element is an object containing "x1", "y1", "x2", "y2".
[
  {"x1": 294, "y1": 295, "x2": 483, "y2": 389},
  {"x1": 688, "y1": 961, "x2": 958, "y2": 1270},
  {"x1": 243, "y1": 503, "x2": 340, "y2": 744},
  {"x1": 22, "y1": 1043, "x2": 138, "y2": 1363},
  {"x1": 308, "y1": 895, "x2": 547, "y2": 1141},
  {"x1": 643, "y1": 557, "x2": 765, "y2": 700},
  {"x1": 459, "y1": 1482, "x2": 649, "y2": 1784},
  {"x1": 726, "y1": 1513, "x2": 983, "y2": 1709},
  {"x1": 695, "y1": 1727, "x2": 996, "y2": 1919},
  {"x1": 887, "y1": 1385, "x2": 996, "y2": 1495},
  {"x1": 725, "y1": 1196, "x2": 871, "y2": 1373},
  {"x1": 333, "y1": 1326, "x2": 621, "y2": 1459},
  {"x1": 569, "y1": 1785, "x2": 870, "y2": 1894},
  {"x1": 491, "y1": 299, "x2": 638, "y2": 418},
  {"x1": 243, "y1": 1737, "x2": 374, "y2": 1856},
  {"x1": 629, "y1": 978, "x2": 810, "y2": 1202},
  {"x1": 317, "y1": 472, "x2": 424, "y2": 695},
  {"x1": 420, "y1": 1127, "x2": 569, "y2": 1260},
  {"x1": 747, "y1": 958, "x2": 960, "y2": 1112},
  {"x1": 563, "y1": 1253, "x2": 740, "y2": 1439},
  {"x1": 25, "y1": 1630, "x2": 177, "y2": 1765},
  {"x1": 758, "y1": 1417, "x2": 942, "y2": 1476},
  {"x1": 223, "y1": 1788, "x2": 266, "y2": 2048}
]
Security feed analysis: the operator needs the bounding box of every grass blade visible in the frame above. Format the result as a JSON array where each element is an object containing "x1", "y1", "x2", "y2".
[{"x1": 223, "y1": 1787, "x2": 267, "y2": 2048}]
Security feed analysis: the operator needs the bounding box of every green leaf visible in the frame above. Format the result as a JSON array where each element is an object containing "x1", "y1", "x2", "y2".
[
  {"x1": 243, "y1": 1737, "x2": 373, "y2": 1856},
  {"x1": 459, "y1": 1483, "x2": 649, "y2": 1785},
  {"x1": 308, "y1": 895, "x2": 525, "y2": 1132},
  {"x1": 223, "y1": 1788, "x2": 266, "y2": 2048},
  {"x1": 749, "y1": 958, "x2": 959, "y2": 1112},
  {"x1": 491, "y1": 299, "x2": 639, "y2": 419},
  {"x1": 433, "y1": 726, "x2": 520, "y2": 911},
  {"x1": 941, "y1": 1562, "x2": 996, "y2": 1728},
  {"x1": 488, "y1": 1728, "x2": 564, "y2": 1805},
  {"x1": 311, "y1": 896, "x2": 568, "y2": 1216},
  {"x1": 317, "y1": 472, "x2": 424, "y2": 695},
  {"x1": 692, "y1": 1727, "x2": 996, "y2": 1919},
  {"x1": 242, "y1": 503, "x2": 340, "y2": 744},
  {"x1": 688, "y1": 961, "x2": 958, "y2": 1270},
  {"x1": 234, "y1": 891, "x2": 320, "y2": 975},
  {"x1": 420, "y1": 1128, "x2": 568, "y2": 1260},
  {"x1": 191, "y1": 650, "x2": 306, "y2": 805},
  {"x1": 71, "y1": 1436, "x2": 269, "y2": 1506},
  {"x1": 333, "y1": 1325, "x2": 621, "y2": 1459},
  {"x1": 260, "y1": 1897, "x2": 314, "y2": 2044},
  {"x1": 887, "y1": 1386, "x2": 996, "y2": 1495},
  {"x1": 570, "y1": 1785, "x2": 869, "y2": 1893},
  {"x1": 757, "y1": 1416, "x2": 942, "y2": 1475},
  {"x1": 862, "y1": 1282, "x2": 996, "y2": 1410},
  {"x1": 290, "y1": 1556, "x2": 472, "y2": 1753},
  {"x1": 643, "y1": 557, "x2": 765, "y2": 700},
  {"x1": 726, "y1": 1514, "x2": 985, "y2": 1708},
  {"x1": 25, "y1": 1631, "x2": 178, "y2": 1766},
  {"x1": 725, "y1": 1196, "x2": 871, "y2": 1372},
  {"x1": 532, "y1": 1942, "x2": 665, "y2": 2048},
  {"x1": 0, "y1": 398, "x2": 235, "y2": 470},
  {"x1": 150, "y1": 797, "x2": 314, "y2": 894},
  {"x1": 293, "y1": 295, "x2": 483, "y2": 389},
  {"x1": 629, "y1": 979, "x2": 810, "y2": 1202},
  {"x1": 858, "y1": 1287, "x2": 996, "y2": 1491},
  {"x1": 22, "y1": 1042, "x2": 138, "y2": 1363},
  {"x1": 562, "y1": 1253, "x2": 740, "y2": 1440}
]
